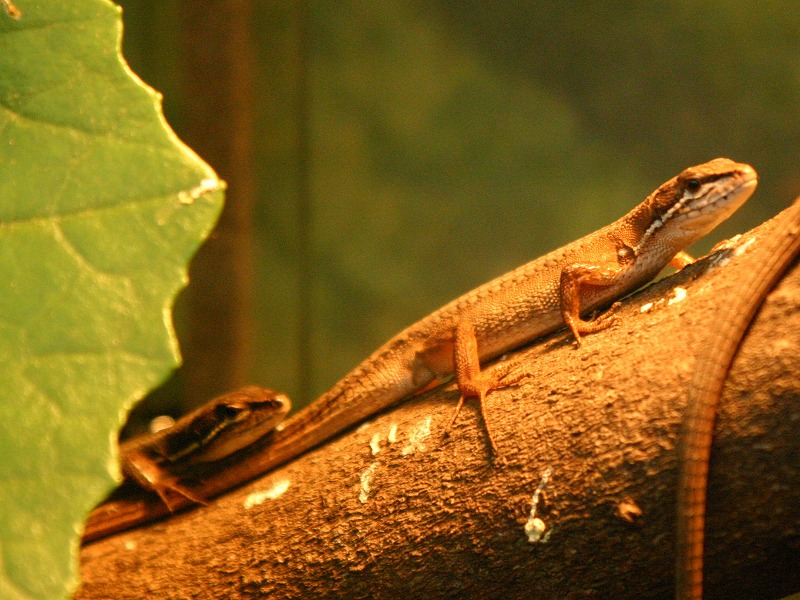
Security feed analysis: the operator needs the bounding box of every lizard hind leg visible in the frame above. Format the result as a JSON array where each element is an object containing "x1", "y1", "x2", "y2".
[
  {"x1": 443, "y1": 384, "x2": 498, "y2": 454},
  {"x1": 441, "y1": 321, "x2": 509, "y2": 454},
  {"x1": 150, "y1": 476, "x2": 209, "y2": 512}
]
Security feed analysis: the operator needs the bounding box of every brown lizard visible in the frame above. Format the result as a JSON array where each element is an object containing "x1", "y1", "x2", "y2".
[
  {"x1": 675, "y1": 196, "x2": 800, "y2": 600},
  {"x1": 83, "y1": 158, "x2": 757, "y2": 543},
  {"x1": 119, "y1": 386, "x2": 290, "y2": 510},
  {"x1": 82, "y1": 387, "x2": 290, "y2": 542}
]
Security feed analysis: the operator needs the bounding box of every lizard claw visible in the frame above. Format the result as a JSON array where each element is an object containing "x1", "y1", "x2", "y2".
[
  {"x1": 151, "y1": 478, "x2": 208, "y2": 512},
  {"x1": 497, "y1": 363, "x2": 531, "y2": 387},
  {"x1": 569, "y1": 302, "x2": 621, "y2": 346}
]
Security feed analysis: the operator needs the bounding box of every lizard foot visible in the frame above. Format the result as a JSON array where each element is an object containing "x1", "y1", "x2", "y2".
[{"x1": 151, "y1": 478, "x2": 209, "y2": 512}]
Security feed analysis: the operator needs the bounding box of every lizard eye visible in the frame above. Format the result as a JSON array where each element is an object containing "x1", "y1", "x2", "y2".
[
  {"x1": 685, "y1": 178, "x2": 701, "y2": 193},
  {"x1": 214, "y1": 403, "x2": 248, "y2": 423}
]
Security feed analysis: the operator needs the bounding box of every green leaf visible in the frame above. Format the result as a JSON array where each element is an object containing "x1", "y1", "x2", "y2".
[{"x1": 0, "y1": 1, "x2": 223, "y2": 597}]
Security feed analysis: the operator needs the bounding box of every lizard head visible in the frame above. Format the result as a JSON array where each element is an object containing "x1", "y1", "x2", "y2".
[
  {"x1": 635, "y1": 158, "x2": 758, "y2": 254},
  {"x1": 162, "y1": 386, "x2": 291, "y2": 464}
]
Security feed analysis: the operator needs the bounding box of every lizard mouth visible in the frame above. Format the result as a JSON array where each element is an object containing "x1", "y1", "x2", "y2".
[
  {"x1": 665, "y1": 164, "x2": 758, "y2": 238},
  {"x1": 682, "y1": 166, "x2": 758, "y2": 219},
  {"x1": 635, "y1": 162, "x2": 758, "y2": 254}
]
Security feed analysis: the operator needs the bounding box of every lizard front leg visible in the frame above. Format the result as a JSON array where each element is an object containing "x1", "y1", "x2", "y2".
[
  {"x1": 560, "y1": 248, "x2": 697, "y2": 345},
  {"x1": 559, "y1": 261, "x2": 627, "y2": 345},
  {"x1": 122, "y1": 450, "x2": 209, "y2": 511}
]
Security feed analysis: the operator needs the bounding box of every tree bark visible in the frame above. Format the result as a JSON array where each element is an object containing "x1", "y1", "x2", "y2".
[{"x1": 77, "y1": 211, "x2": 800, "y2": 600}]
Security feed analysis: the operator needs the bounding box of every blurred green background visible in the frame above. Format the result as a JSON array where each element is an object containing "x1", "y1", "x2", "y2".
[{"x1": 116, "y1": 0, "x2": 799, "y2": 423}]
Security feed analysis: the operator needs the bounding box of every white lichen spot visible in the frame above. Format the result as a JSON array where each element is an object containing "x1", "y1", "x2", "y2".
[
  {"x1": 387, "y1": 423, "x2": 398, "y2": 444},
  {"x1": 370, "y1": 433, "x2": 382, "y2": 456},
  {"x1": 243, "y1": 479, "x2": 291, "y2": 509},
  {"x1": 525, "y1": 517, "x2": 547, "y2": 543},
  {"x1": 593, "y1": 365, "x2": 604, "y2": 381},
  {"x1": 712, "y1": 233, "x2": 743, "y2": 252},
  {"x1": 401, "y1": 416, "x2": 432, "y2": 456},
  {"x1": 359, "y1": 462, "x2": 378, "y2": 504},
  {"x1": 706, "y1": 234, "x2": 748, "y2": 269},
  {"x1": 668, "y1": 286, "x2": 687, "y2": 305},
  {"x1": 525, "y1": 467, "x2": 553, "y2": 544},
  {"x1": 639, "y1": 302, "x2": 654, "y2": 313},
  {"x1": 733, "y1": 235, "x2": 756, "y2": 257}
]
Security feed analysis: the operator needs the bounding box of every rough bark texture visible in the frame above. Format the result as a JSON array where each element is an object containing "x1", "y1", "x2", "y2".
[{"x1": 77, "y1": 213, "x2": 800, "y2": 600}]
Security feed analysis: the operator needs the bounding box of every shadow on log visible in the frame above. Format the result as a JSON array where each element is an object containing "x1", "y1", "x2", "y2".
[{"x1": 77, "y1": 210, "x2": 800, "y2": 600}]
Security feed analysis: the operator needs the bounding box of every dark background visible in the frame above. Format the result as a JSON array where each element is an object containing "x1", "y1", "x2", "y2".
[{"x1": 116, "y1": 0, "x2": 800, "y2": 424}]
